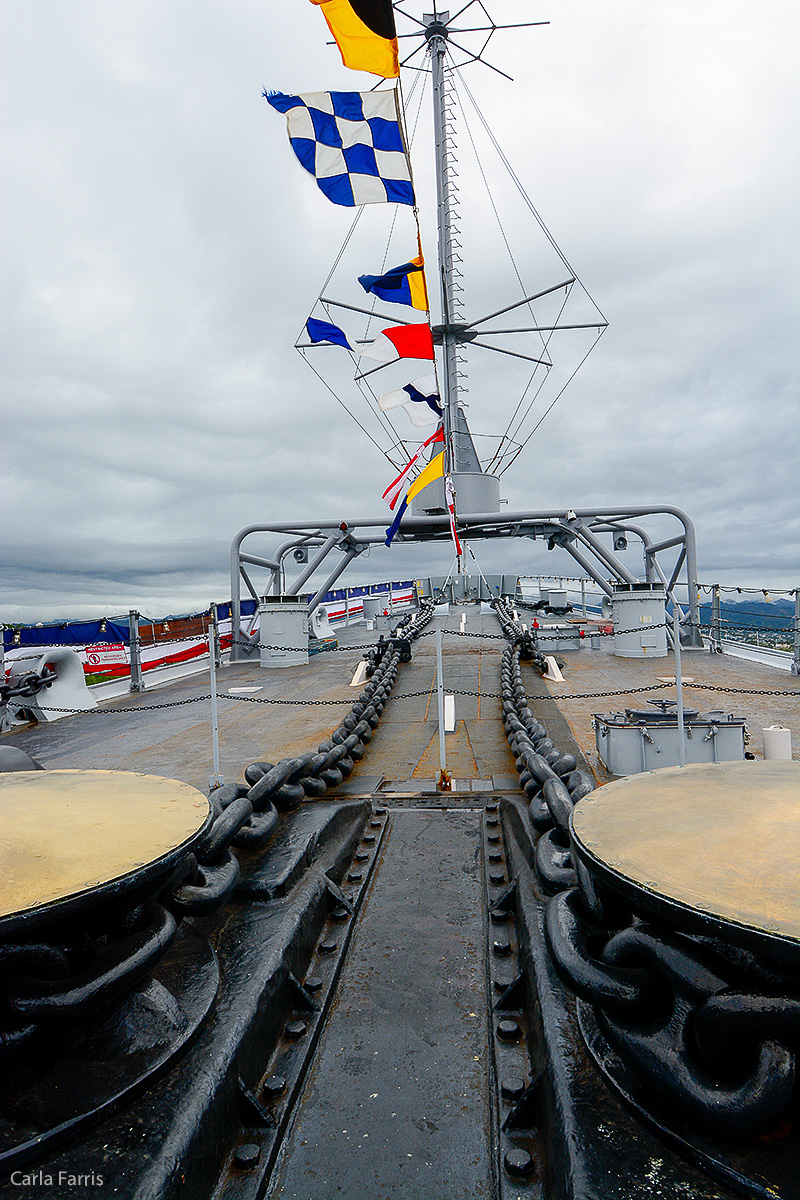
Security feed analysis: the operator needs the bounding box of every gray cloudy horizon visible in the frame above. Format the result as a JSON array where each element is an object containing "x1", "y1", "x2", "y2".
[{"x1": 2, "y1": 0, "x2": 798, "y2": 625}]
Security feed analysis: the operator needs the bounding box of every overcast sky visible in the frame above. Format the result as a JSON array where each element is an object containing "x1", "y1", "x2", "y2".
[{"x1": 2, "y1": 0, "x2": 798, "y2": 623}]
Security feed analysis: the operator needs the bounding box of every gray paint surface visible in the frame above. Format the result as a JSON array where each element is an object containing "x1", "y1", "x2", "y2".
[{"x1": 271, "y1": 809, "x2": 495, "y2": 1199}]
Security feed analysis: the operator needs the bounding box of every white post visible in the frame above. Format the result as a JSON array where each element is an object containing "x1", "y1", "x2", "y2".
[
  {"x1": 436, "y1": 625, "x2": 447, "y2": 776},
  {"x1": 128, "y1": 610, "x2": 144, "y2": 692},
  {"x1": 581, "y1": 579, "x2": 586, "y2": 618},
  {"x1": 208, "y1": 630, "x2": 224, "y2": 790},
  {"x1": 673, "y1": 607, "x2": 686, "y2": 767},
  {"x1": 210, "y1": 603, "x2": 221, "y2": 667}
]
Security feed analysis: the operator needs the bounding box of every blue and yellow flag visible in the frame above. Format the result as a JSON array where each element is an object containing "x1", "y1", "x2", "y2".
[
  {"x1": 310, "y1": 0, "x2": 399, "y2": 79},
  {"x1": 359, "y1": 255, "x2": 429, "y2": 311}
]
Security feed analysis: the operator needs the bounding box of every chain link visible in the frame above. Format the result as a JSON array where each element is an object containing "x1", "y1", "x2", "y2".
[
  {"x1": 212, "y1": 693, "x2": 354, "y2": 707},
  {"x1": 4, "y1": 620, "x2": 677, "y2": 662},
  {"x1": 26, "y1": 675, "x2": 800, "y2": 718},
  {"x1": 33, "y1": 695, "x2": 218, "y2": 714}
]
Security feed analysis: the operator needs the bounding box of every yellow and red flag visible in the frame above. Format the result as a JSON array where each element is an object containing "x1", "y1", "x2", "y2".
[{"x1": 310, "y1": 0, "x2": 399, "y2": 78}]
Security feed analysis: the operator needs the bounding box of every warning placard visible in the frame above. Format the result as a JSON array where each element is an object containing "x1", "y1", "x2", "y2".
[{"x1": 84, "y1": 643, "x2": 128, "y2": 667}]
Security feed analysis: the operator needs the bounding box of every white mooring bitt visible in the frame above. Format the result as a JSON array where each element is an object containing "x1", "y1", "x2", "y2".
[{"x1": 762, "y1": 726, "x2": 792, "y2": 760}]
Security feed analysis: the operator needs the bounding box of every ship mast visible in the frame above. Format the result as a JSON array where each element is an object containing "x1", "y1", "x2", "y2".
[
  {"x1": 416, "y1": 8, "x2": 503, "y2": 532},
  {"x1": 300, "y1": 7, "x2": 605, "y2": 528},
  {"x1": 425, "y1": 9, "x2": 460, "y2": 474}
]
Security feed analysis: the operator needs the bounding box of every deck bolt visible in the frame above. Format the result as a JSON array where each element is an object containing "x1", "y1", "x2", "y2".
[
  {"x1": 355, "y1": 850, "x2": 369, "y2": 862},
  {"x1": 490, "y1": 910, "x2": 510, "y2": 924},
  {"x1": 486, "y1": 817, "x2": 500, "y2": 828},
  {"x1": 501, "y1": 1076, "x2": 527, "y2": 1101},
  {"x1": 304, "y1": 976, "x2": 323, "y2": 992},
  {"x1": 369, "y1": 819, "x2": 383, "y2": 829},
  {"x1": 493, "y1": 938, "x2": 512, "y2": 957},
  {"x1": 363, "y1": 834, "x2": 376, "y2": 845},
  {"x1": 331, "y1": 905, "x2": 350, "y2": 921},
  {"x1": 487, "y1": 834, "x2": 501, "y2": 844},
  {"x1": 504, "y1": 1147, "x2": 534, "y2": 1178},
  {"x1": 489, "y1": 871, "x2": 506, "y2": 885},
  {"x1": 319, "y1": 939, "x2": 338, "y2": 955},
  {"x1": 234, "y1": 1143, "x2": 261, "y2": 1169},
  {"x1": 494, "y1": 977, "x2": 513, "y2": 993},
  {"x1": 262, "y1": 1075, "x2": 287, "y2": 1098},
  {"x1": 488, "y1": 852, "x2": 502, "y2": 863},
  {"x1": 374, "y1": 807, "x2": 388, "y2": 815},
  {"x1": 487, "y1": 802, "x2": 499, "y2": 813},
  {"x1": 285, "y1": 1020, "x2": 307, "y2": 1039},
  {"x1": 497, "y1": 1018, "x2": 522, "y2": 1041},
  {"x1": 347, "y1": 871, "x2": 364, "y2": 883}
]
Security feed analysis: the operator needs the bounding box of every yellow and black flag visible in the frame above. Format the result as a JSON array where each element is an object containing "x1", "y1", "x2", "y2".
[{"x1": 310, "y1": 0, "x2": 399, "y2": 79}]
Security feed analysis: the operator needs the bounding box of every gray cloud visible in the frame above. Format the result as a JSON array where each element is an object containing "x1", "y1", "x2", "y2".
[{"x1": 2, "y1": 0, "x2": 798, "y2": 624}]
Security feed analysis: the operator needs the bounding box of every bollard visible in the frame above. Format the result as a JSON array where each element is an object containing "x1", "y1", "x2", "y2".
[{"x1": 762, "y1": 726, "x2": 792, "y2": 760}]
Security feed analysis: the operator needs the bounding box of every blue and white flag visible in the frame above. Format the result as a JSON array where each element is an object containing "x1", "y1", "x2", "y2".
[
  {"x1": 378, "y1": 374, "x2": 442, "y2": 427},
  {"x1": 266, "y1": 89, "x2": 414, "y2": 207}
]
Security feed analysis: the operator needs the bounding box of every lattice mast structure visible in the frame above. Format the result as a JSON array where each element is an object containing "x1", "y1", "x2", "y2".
[{"x1": 426, "y1": 10, "x2": 463, "y2": 473}]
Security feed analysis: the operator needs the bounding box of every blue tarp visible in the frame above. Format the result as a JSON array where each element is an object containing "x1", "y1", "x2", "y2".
[
  {"x1": 215, "y1": 600, "x2": 257, "y2": 622},
  {"x1": 3, "y1": 619, "x2": 129, "y2": 651},
  {"x1": 4, "y1": 582, "x2": 416, "y2": 649}
]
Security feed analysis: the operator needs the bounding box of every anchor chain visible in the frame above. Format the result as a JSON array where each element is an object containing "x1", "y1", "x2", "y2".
[
  {"x1": 544, "y1": 889, "x2": 800, "y2": 1136},
  {"x1": 0, "y1": 665, "x2": 57, "y2": 706},
  {"x1": 236, "y1": 601, "x2": 435, "y2": 817},
  {"x1": 0, "y1": 903, "x2": 179, "y2": 1061},
  {"x1": 494, "y1": 605, "x2": 800, "y2": 1137}
]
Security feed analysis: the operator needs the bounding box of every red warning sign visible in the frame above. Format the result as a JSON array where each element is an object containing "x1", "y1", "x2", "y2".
[{"x1": 84, "y1": 642, "x2": 128, "y2": 667}]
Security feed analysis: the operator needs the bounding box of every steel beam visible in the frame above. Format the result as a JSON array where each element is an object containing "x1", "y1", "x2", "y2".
[
  {"x1": 568, "y1": 519, "x2": 638, "y2": 586},
  {"x1": 229, "y1": 503, "x2": 703, "y2": 653},
  {"x1": 552, "y1": 537, "x2": 613, "y2": 597},
  {"x1": 286, "y1": 535, "x2": 339, "y2": 596},
  {"x1": 306, "y1": 546, "x2": 364, "y2": 615}
]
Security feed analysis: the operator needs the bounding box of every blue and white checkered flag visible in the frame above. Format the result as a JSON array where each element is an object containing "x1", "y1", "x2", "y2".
[{"x1": 266, "y1": 90, "x2": 414, "y2": 207}]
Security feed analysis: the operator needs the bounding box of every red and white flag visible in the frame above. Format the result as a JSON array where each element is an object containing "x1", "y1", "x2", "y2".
[
  {"x1": 445, "y1": 474, "x2": 462, "y2": 556},
  {"x1": 382, "y1": 426, "x2": 444, "y2": 509},
  {"x1": 362, "y1": 321, "x2": 434, "y2": 363}
]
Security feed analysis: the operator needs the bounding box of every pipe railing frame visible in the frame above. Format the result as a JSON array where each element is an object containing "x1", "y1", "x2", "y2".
[{"x1": 230, "y1": 503, "x2": 703, "y2": 659}]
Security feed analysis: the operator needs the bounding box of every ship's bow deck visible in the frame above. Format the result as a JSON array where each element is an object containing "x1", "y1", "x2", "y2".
[{"x1": 2, "y1": 605, "x2": 798, "y2": 1199}]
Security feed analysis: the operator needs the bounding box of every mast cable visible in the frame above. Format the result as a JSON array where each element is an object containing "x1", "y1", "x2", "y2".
[
  {"x1": 502, "y1": 329, "x2": 608, "y2": 473},
  {"x1": 299, "y1": 352, "x2": 394, "y2": 463},
  {"x1": 457, "y1": 70, "x2": 608, "y2": 325}
]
